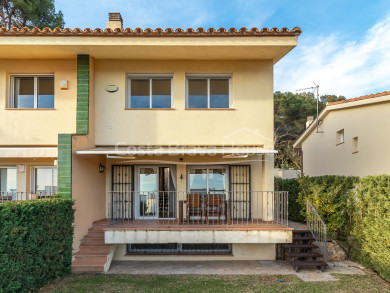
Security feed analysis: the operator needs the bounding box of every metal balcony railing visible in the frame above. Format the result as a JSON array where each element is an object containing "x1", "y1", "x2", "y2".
[
  {"x1": 306, "y1": 199, "x2": 328, "y2": 263},
  {"x1": 107, "y1": 191, "x2": 288, "y2": 227},
  {"x1": 0, "y1": 191, "x2": 56, "y2": 203}
]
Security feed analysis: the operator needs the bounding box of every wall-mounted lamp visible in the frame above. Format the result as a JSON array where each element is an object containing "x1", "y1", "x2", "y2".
[
  {"x1": 180, "y1": 173, "x2": 183, "y2": 180},
  {"x1": 99, "y1": 163, "x2": 105, "y2": 173}
]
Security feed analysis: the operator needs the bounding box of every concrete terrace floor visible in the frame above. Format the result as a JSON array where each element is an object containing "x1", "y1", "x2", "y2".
[{"x1": 107, "y1": 260, "x2": 365, "y2": 282}]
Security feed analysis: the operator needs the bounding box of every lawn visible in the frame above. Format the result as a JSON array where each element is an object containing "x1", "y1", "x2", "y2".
[{"x1": 42, "y1": 273, "x2": 390, "y2": 293}]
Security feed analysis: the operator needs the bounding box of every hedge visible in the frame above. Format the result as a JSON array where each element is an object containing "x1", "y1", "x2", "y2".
[
  {"x1": 349, "y1": 175, "x2": 390, "y2": 281},
  {"x1": 0, "y1": 198, "x2": 74, "y2": 293},
  {"x1": 276, "y1": 175, "x2": 390, "y2": 281},
  {"x1": 275, "y1": 178, "x2": 305, "y2": 222}
]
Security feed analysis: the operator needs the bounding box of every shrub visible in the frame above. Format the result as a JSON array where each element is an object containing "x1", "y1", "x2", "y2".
[
  {"x1": 275, "y1": 178, "x2": 305, "y2": 222},
  {"x1": 0, "y1": 198, "x2": 74, "y2": 293},
  {"x1": 297, "y1": 175, "x2": 358, "y2": 238},
  {"x1": 349, "y1": 175, "x2": 390, "y2": 281}
]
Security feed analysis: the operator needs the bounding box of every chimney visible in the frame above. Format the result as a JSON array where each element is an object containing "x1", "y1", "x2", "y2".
[
  {"x1": 107, "y1": 12, "x2": 123, "y2": 30},
  {"x1": 306, "y1": 116, "x2": 314, "y2": 128}
]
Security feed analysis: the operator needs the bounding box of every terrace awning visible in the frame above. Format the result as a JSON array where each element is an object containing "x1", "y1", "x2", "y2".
[
  {"x1": 76, "y1": 146, "x2": 277, "y2": 156},
  {"x1": 0, "y1": 147, "x2": 57, "y2": 158}
]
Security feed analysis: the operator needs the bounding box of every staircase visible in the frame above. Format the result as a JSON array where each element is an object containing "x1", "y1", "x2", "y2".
[
  {"x1": 72, "y1": 220, "x2": 115, "y2": 273},
  {"x1": 282, "y1": 229, "x2": 328, "y2": 272}
]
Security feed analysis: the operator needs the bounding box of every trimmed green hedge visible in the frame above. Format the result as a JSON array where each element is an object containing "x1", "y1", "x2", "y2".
[
  {"x1": 275, "y1": 178, "x2": 305, "y2": 222},
  {"x1": 276, "y1": 175, "x2": 390, "y2": 281},
  {"x1": 349, "y1": 175, "x2": 390, "y2": 281},
  {"x1": 0, "y1": 198, "x2": 74, "y2": 293}
]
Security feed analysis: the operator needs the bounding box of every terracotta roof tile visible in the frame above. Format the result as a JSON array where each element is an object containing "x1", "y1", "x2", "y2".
[
  {"x1": 0, "y1": 26, "x2": 302, "y2": 37},
  {"x1": 327, "y1": 90, "x2": 390, "y2": 106}
]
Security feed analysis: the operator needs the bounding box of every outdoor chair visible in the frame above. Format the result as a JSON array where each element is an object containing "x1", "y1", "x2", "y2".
[{"x1": 187, "y1": 193, "x2": 203, "y2": 224}]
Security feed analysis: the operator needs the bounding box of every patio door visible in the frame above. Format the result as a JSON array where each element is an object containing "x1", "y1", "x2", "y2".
[
  {"x1": 136, "y1": 166, "x2": 176, "y2": 219},
  {"x1": 229, "y1": 165, "x2": 251, "y2": 220}
]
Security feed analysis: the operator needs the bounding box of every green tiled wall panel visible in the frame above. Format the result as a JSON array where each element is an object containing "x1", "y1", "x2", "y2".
[
  {"x1": 57, "y1": 134, "x2": 72, "y2": 198},
  {"x1": 57, "y1": 55, "x2": 90, "y2": 198},
  {"x1": 76, "y1": 54, "x2": 90, "y2": 135}
]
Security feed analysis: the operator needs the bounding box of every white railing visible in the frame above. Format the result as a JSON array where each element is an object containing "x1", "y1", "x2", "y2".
[
  {"x1": 306, "y1": 199, "x2": 328, "y2": 263},
  {"x1": 107, "y1": 191, "x2": 288, "y2": 227},
  {"x1": 0, "y1": 191, "x2": 56, "y2": 203}
]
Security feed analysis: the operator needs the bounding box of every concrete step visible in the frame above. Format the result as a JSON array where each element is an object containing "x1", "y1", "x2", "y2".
[
  {"x1": 86, "y1": 231, "x2": 105, "y2": 238},
  {"x1": 78, "y1": 245, "x2": 111, "y2": 255},
  {"x1": 82, "y1": 237, "x2": 106, "y2": 246},
  {"x1": 72, "y1": 262, "x2": 105, "y2": 273},
  {"x1": 75, "y1": 254, "x2": 108, "y2": 263}
]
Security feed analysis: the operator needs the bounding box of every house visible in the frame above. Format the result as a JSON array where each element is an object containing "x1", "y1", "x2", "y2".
[
  {"x1": 0, "y1": 13, "x2": 301, "y2": 272},
  {"x1": 294, "y1": 91, "x2": 390, "y2": 177}
]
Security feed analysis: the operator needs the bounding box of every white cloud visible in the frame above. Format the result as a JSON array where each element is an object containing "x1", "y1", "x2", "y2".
[{"x1": 275, "y1": 15, "x2": 390, "y2": 98}]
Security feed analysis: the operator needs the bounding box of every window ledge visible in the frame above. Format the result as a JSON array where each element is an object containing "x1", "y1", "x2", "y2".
[
  {"x1": 5, "y1": 108, "x2": 56, "y2": 110},
  {"x1": 185, "y1": 108, "x2": 235, "y2": 110},
  {"x1": 336, "y1": 142, "x2": 344, "y2": 146},
  {"x1": 124, "y1": 108, "x2": 175, "y2": 110}
]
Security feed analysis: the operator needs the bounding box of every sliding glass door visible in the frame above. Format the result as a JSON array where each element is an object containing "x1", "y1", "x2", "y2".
[
  {"x1": 136, "y1": 166, "x2": 176, "y2": 219},
  {"x1": 188, "y1": 167, "x2": 227, "y2": 195},
  {"x1": 33, "y1": 167, "x2": 57, "y2": 196},
  {"x1": 0, "y1": 167, "x2": 17, "y2": 194}
]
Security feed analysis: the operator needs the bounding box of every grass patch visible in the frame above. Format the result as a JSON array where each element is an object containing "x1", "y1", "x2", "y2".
[{"x1": 42, "y1": 272, "x2": 390, "y2": 293}]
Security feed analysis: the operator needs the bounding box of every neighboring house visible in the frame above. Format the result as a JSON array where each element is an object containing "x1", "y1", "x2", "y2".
[
  {"x1": 294, "y1": 91, "x2": 390, "y2": 177},
  {"x1": 0, "y1": 13, "x2": 301, "y2": 272}
]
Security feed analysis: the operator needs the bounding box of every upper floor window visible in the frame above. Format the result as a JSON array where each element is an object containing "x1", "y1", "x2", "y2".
[
  {"x1": 127, "y1": 74, "x2": 172, "y2": 109},
  {"x1": 352, "y1": 136, "x2": 358, "y2": 153},
  {"x1": 10, "y1": 75, "x2": 54, "y2": 108},
  {"x1": 336, "y1": 129, "x2": 344, "y2": 145},
  {"x1": 186, "y1": 75, "x2": 231, "y2": 109}
]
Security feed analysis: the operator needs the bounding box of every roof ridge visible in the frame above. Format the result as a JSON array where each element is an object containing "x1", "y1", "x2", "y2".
[
  {"x1": 0, "y1": 26, "x2": 302, "y2": 37},
  {"x1": 327, "y1": 90, "x2": 390, "y2": 106}
]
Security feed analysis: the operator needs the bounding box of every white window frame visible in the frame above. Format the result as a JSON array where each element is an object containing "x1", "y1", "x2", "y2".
[
  {"x1": 336, "y1": 129, "x2": 345, "y2": 145},
  {"x1": 0, "y1": 166, "x2": 17, "y2": 193},
  {"x1": 31, "y1": 166, "x2": 57, "y2": 195},
  {"x1": 352, "y1": 136, "x2": 358, "y2": 153},
  {"x1": 185, "y1": 74, "x2": 232, "y2": 109},
  {"x1": 9, "y1": 74, "x2": 55, "y2": 109},
  {"x1": 186, "y1": 165, "x2": 229, "y2": 193},
  {"x1": 126, "y1": 74, "x2": 173, "y2": 109}
]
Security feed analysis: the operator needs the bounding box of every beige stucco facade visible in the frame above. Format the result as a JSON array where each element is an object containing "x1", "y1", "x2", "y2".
[
  {"x1": 94, "y1": 59, "x2": 274, "y2": 147},
  {"x1": 294, "y1": 95, "x2": 390, "y2": 177},
  {"x1": 0, "y1": 59, "x2": 77, "y2": 146}
]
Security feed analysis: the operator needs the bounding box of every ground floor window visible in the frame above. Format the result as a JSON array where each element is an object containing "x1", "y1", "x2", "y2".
[
  {"x1": 32, "y1": 166, "x2": 57, "y2": 196},
  {"x1": 0, "y1": 166, "x2": 16, "y2": 193},
  {"x1": 127, "y1": 243, "x2": 232, "y2": 255}
]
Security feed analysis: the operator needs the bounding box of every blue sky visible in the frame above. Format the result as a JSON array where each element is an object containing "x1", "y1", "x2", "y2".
[{"x1": 56, "y1": 0, "x2": 390, "y2": 98}]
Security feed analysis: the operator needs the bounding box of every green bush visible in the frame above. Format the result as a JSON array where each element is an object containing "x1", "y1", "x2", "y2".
[
  {"x1": 349, "y1": 175, "x2": 390, "y2": 281},
  {"x1": 275, "y1": 178, "x2": 305, "y2": 222},
  {"x1": 297, "y1": 176, "x2": 358, "y2": 238},
  {"x1": 0, "y1": 198, "x2": 74, "y2": 293}
]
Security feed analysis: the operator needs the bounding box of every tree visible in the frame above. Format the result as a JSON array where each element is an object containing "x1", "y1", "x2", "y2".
[
  {"x1": 0, "y1": 0, "x2": 64, "y2": 29},
  {"x1": 274, "y1": 91, "x2": 345, "y2": 169}
]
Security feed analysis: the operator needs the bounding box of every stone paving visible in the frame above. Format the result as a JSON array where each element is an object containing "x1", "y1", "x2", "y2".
[{"x1": 107, "y1": 260, "x2": 365, "y2": 282}]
